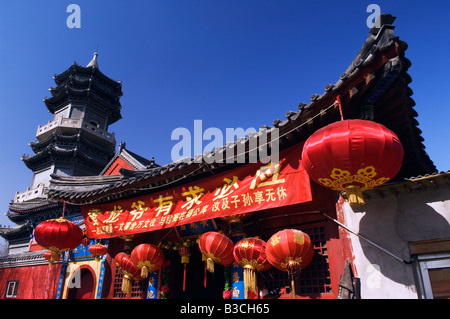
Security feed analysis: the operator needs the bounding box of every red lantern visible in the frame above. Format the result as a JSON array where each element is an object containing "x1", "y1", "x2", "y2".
[
  {"x1": 34, "y1": 217, "x2": 83, "y2": 265},
  {"x1": 44, "y1": 251, "x2": 60, "y2": 266},
  {"x1": 266, "y1": 229, "x2": 314, "y2": 299},
  {"x1": 178, "y1": 246, "x2": 191, "y2": 292},
  {"x1": 131, "y1": 244, "x2": 164, "y2": 279},
  {"x1": 198, "y1": 232, "x2": 234, "y2": 273},
  {"x1": 89, "y1": 244, "x2": 108, "y2": 261},
  {"x1": 302, "y1": 119, "x2": 404, "y2": 206},
  {"x1": 114, "y1": 252, "x2": 127, "y2": 268},
  {"x1": 82, "y1": 237, "x2": 90, "y2": 247},
  {"x1": 233, "y1": 237, "x2": 271, "y2": 299},
  {"x1": 118, "y1": 253, "x2": 143, "y2": 295}
]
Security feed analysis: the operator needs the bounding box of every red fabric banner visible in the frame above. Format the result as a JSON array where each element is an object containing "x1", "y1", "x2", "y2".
[{"x1": 81, "y1": 144, "x2": 312, "y2": 239}]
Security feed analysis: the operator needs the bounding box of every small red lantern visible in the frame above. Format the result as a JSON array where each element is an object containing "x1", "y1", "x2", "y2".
[
  {"x1": 34, "y1": 217, "x2": 83, "y2": 265},
  {"x1": 198, "y1": 232, "x2": 234, "y2": 273},
  {"x1": 131, "y1": 244, "x2": 164, "y2": 279},
  {"x1": 302, "y1": 119, "x2": 404, "y2": 206},
  {"x1": 178, "y1": 246, "x2": 191, "y2": 292},
  {"x1": 114, "y1": 252, "x2": 127, "y2": 268},
  {"x1": 44, "y1": 251, "x2": 60, "y2": 266},
  {"x1": 233, "y1": 237, "x2": 271, "y2": 299},
  {"x1": 266, "y1": 229, "x2": 314, "y2": 299},
  {"x1": 89, "y1": 244, "x2": 108, "y2": 261},
  {"x1": 81, "y1": 237, "x2": 90, "y2": 247},
  {"x1": 118, "y1": 253, "x2": 143, "y2": 295}
]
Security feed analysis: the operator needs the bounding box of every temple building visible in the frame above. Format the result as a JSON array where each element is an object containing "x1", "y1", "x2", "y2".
[{"x1": 1, "y1": 14, "x2": 449, "y2": 300}]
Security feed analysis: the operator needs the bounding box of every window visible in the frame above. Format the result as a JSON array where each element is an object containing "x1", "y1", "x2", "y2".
[
  {"x1": 5, "y1": 281, "x2": 19, "y2": 298},
  {"x1": 411, "y1": 238, "x2": 450, "y2": 299},
  {"x1": 414, "y1": 252, "x2": 450, "y2": 299}
]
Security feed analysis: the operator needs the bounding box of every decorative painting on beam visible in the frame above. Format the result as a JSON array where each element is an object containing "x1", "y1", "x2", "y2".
[{"x1": 81, "y1": 144, "x2": 312, "y2": 239}]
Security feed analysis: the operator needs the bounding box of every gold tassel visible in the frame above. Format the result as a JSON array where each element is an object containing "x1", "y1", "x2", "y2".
[
  {"x1": 122, "y1": 275, "x2": 132, "y2": 295},
  {"x1": 141, "y1": 266, "x2": 148, "y2": 279},
  {"x1": 207, "y1": 257, "x2": 215, "y2": 273},
  {"x1": 346, "y1": 185, "x2": 365, "y2": 206},
  {"x1": 243, "y1": 267, "x2": 257, "y2": 299}
]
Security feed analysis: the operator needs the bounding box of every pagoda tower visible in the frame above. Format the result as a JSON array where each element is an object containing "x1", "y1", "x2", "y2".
[
  {"x1": 1, "y1": 53, "x2": 123, "y2": 254},
  {"x1": 21, "y1": 53, "x2": 123, "y2": 191}
]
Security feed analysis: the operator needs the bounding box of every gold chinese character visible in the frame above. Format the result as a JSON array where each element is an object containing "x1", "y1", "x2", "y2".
[
  {"x1": 230, "y1": 195, "x2": 240, "y2": 208},
  {"x1": 153, "y1": 195, "x2": 174, "y2": 217},
  {"x1": 241, "y1": 193, "x2": 253, "y2": 206},
  {"x1": 250, "y1": 162, "x2": 285, "y2": 189},
  {"x1": 254, "y1": 191, "x2": 265, "y2": 204},
  {"x1": 265, "y1": 188, "x2": 276, "y2": 201},
  {"x1": 277, "y1": 186, "x2": 287, "y2": 200},
  {"x1": 213, "y1": 176, "x2": 239, "y2": 201},
  {"x1": 87, "y1": 208, "x2": 101, "y2": 226},
  {"x1": 181, "y1": 186, "x2": 205, "y2": 210},
  {"x1": 130, "y1": 200, "x2": 147, "y2": 221},
  {"x1": 104, "y1": 206, "x2": 122, "y2": 224}
]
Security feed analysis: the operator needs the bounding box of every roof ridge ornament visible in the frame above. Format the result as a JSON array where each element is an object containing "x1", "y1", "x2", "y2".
[{"x1": 86, "y1": 52, "x2": 99, "y2": 69}]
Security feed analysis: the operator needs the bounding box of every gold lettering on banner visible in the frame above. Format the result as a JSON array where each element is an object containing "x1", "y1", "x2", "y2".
[
  {"x1": 181, "y1": 186, "x2": 205, "y2": 210},
  {"x1": 250, "y1": 162, "x2": 285, "y2": 189},
  {"x1": 130, "y1": 200, "x2": 147, "y2": 221},
  {"x1": 153, "y1": 195, "x2": 174, "y2": 217},
  {"x1": 104, "y1": 206, "x2": 122, "y2": 224},
  {"x1": 213, "y1": 176, "x2": 239, "y2": 201},
  {"x1": 87, "y1": 209, "x2": 101, "y2": 226}
]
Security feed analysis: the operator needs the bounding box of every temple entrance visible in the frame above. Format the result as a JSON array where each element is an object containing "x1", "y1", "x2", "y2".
[
  {"x1": 67, "y1": 267, "x2": 95, "y2": 299},
  {"x1": 171, "y1": 246, "x2": 225, "y2": 299}
]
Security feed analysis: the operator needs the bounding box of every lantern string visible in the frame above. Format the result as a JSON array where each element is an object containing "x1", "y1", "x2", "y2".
[
  {"x1": 336, "y1": 95, "x2": 344, "y2": 121},
  {"x1": 62, "y1": 200, "x2": 66, "y2": 218}
]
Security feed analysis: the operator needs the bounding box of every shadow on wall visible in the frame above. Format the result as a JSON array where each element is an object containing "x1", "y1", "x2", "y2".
[{"x1": 357, "y1": 187, "x2": 450, "y2": 285}]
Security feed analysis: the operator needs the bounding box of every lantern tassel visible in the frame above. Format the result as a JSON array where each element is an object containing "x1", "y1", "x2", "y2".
[
  {"x1": 183, "y1": 263, "x2": 187, "y2": 292},
  {"x1": 207, "y1": 257, "x2": 215, "y2": 273},
  {"x1": 289, "y1": 270, "x2": 297, "y2": 299},
  {"x1": 202, "y1": 254, "x2": 207, "y2": 288},
  {"x1": 141, "y1": 266, "x2": 148, "y2": 279},
  {"x1": 122, "y1": 275, "x2": 132, "y2": 295},
  {"x1": 243, "y1": 267, "x2": 257, "y2": 299},
  {"x1": 346, "y1": 185, "x2": 365, "y2": 206}
]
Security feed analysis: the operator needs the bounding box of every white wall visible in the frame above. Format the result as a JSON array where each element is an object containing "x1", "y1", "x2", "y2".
[{"x1": 340, "y1": 181, "x2": 450, "y2": 299}]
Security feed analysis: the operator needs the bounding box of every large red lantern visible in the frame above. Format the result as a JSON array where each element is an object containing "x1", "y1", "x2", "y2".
[
  {"x1": 89, "y1": 244, "x2": 108, "y2": 261},
  {"x1": 34, "y1": 217, "x2": 83, "y2": 265},
  {"x1": 266, "y1": 229, "x2": 314, "y2": 299},
  {"x1": 118, "y1": 253, "x2": 143, "y2": 295},
  {"x1": 302, "y1": 119, "x2": 404, "y2": 206},
  {"x1": 198, "y1": 232, "x2": 234, "y2": 273},
  {"x1": 131, "y1": 244, "x2": 164, "y2": 279},
  {"x1": 233, "y1": 237, "x2": 271, "y2": 299}
]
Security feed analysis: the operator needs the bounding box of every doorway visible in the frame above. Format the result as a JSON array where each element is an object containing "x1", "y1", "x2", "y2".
[
  {"x1": 171, "y1": 246, "x2": 225, "y2": 299},
  {"x1": 67, "y1": 267, "x2": 96, "y2": 299}
]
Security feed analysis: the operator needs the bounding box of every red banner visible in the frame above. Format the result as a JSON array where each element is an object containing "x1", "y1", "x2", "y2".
[{"x1": 81, "y1": 144, "x2": 312, "y2": 239}]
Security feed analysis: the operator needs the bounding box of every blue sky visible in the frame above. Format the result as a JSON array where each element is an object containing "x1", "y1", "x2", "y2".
[{"x1": 0, "y1": 0, "x2": 449, "y2": 227}]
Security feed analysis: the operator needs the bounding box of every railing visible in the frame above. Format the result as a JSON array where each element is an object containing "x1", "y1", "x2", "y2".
[
  {"x1": 14, "y1": 183, "x2": 46, "y2": 203},
  {"x1": 36, "y1": 117, "x2": 115, "y2": 143}
]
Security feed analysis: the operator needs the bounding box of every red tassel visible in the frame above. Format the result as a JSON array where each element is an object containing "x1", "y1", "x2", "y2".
[
  {"x1": 183, "y1": 264, "x2": 187, "y2": 291},
  {"x1": 204, "y1": 261, "x2": 207, "y2": 288}
]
